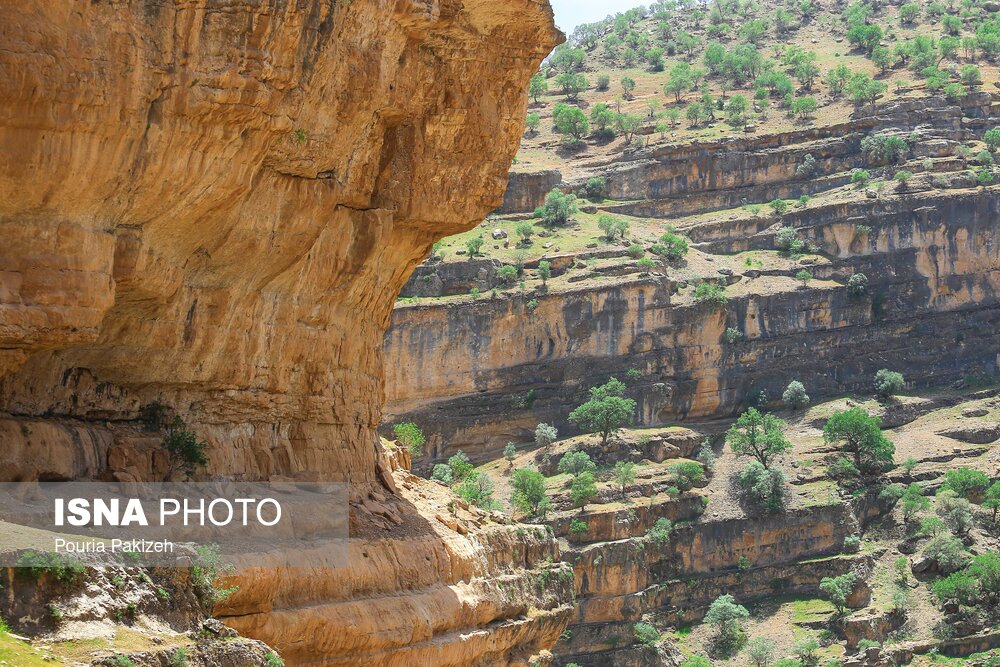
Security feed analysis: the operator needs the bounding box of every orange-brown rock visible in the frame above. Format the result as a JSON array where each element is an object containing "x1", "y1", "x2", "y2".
[{"x1": 0, "y1": 0, "x2": 566, "y2": 664}]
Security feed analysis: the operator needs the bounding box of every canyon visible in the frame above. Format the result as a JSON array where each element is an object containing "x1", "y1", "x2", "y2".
[{"x1": 2, "y1": 0, "x2": 1000, "y2": 666}]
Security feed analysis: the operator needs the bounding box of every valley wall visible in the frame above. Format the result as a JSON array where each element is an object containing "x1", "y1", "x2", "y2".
[{"x1": 0, "y1": 1, "x2": 570, "y2": 664}]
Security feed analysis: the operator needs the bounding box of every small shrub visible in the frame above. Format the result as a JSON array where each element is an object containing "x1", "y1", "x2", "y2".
[
  {"x1": 874, "y1": 369, "x2": 905, "y2": 400},
  {"x1": 646, "y1": 518, "x2": 674, "y2": 546},
  {"x1": 633, "y1": 621, "x2": 661, "y2": 647},
  {"x1": 393, "y1": 422, "x2": 426, "y2": 456},
  {"x1": 569, "y1": 518, "x2": 588, "y2": 536},
  {"x1": 163, "y1": 418, "x2": 209, "y2": 480},
  {"x1": 694, "y1": 282, "x2": 727, "y2": 309},
  {"x1": 847, "y1": 273, "x2": 868, "y2": 297},
  {"x1": 782, "y1": 381, "x2": 810, "y2": 410},
  {"x1": 266, "y1": 652, "x2": 285, "y2": 667},
  {"x1": 167, "y1": 648, "x2": 190, "y2": 667},
  {"x1": 843, "y1": 534, "x2": 861, "y2": 553}
]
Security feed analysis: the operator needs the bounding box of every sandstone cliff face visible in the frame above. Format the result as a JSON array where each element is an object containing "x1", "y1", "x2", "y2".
[
  {"x1": 0, "y1": 1, "x2": 567, "y2": 664},
  {"x1": 0, "y1": 0, "x2": 559, "y2": 483}
]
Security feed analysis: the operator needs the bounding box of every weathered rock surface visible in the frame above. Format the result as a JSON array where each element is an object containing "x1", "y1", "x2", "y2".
[{"x1": 0, "y1": 0, "x2": 566, "y2": 664}]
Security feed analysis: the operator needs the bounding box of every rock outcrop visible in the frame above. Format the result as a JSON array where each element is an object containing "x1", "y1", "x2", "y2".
[{"x1": 0, "y1": 0, "x2": 568, "y2": 664}]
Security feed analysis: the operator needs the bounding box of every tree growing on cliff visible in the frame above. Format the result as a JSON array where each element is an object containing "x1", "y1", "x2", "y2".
[
  {"x1": 705, "y1": 595, "x2": 749, "y2": 654},
  {"x1": 694, "y1": 282, "x2": 727, "y2": 309},
  {"x1": 726, "y1": 408, "x2": 791, "y2": 470},
  {"x1": 568, "y1": 378, "x2": 637, "y2": 445},
  {"x1": 511, "y1": 467, "x2": 550, "y2": 517},
  {"x1": 392, "y1": 422, "x2": 425, "y2": 457},
  {"x1": 534, "y1": 188, "x2": 579, "y2": 226},
  {"x1": 823, "y1": 408, "x2": 895, "y2": 477},
  {"x1": 668, "y1": 461, "x2": 705, "y2": 492},
  {"x1": 163, "y1": 418, "x2": 209, "y2": 480},
  {"x1": 738, "y1": 461, "x2": 786, "y2": 513},
  {"x1": 535, "y1": 423, "x2": 558, "y2": 449},
  {"x1": 795, "y1": 270, "x2": 813, "y2": 288},
  {"x1": 599, "y1": 215, "x2": 623, "y2": 242},
  {"x1": 819, "y1": 572, "x2": 857, "y2": 615},
  {"x1": 570, "y1": 471, "x2": 598, "y2": 510},
  {"x1": 782, "y1": 381, "x2": 810, "y2": 410},
  {"x1": 537, "y1": 261, "x2": 552, "y2": 288}
]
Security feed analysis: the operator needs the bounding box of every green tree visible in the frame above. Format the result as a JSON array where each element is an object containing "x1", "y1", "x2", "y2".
[
  {"x1": 984, "y1": 127, "x2": 1000, "y2": 151},
  {"x1": 552, "y1": 104, "x2": 589, "y2": 142},
  {"x1": 529, "y1": 73, "x2": 547, "y2": 103},
  {"x1": 511, "y1": 467, "x2": 550, "y2": 516},
  {"x1": 747, "y1": 637, "x2": 776, "y2": 667},
  {"x1": 659, "y1": 231, "x2": 689, "y2": 260},
  {"x1": 598, "y1": 215, "x2": 621, "y2": 242},
  {"x1": 874, "y1": 369, "x2": 905, "y2": 400},
  {"x1": 538, "y1": 261, "x2": 551, "y2": 286},
  {"x1": 568, "y1": 378, "x2": 637, "y2": 445},
  {"x1": 899, "y1": 2, "x2": 920, "y2": 24},
  {"x1": 941, "y1": 467, "x2": 990, "y2": 500},
  {"x1": 738, "y1": 460, "x2": 786, "y2": 512},
  {"x1": 163, "y1": 419, "x2": 209, "y2": 480},
  {"x1": 725, "y1": 94, "x2": 749, "y2": 127},
  {"x1": 782, "y1": 381, "x2": 810, "y2": 410},
  {"x1": 823, "y1": 408, "x2": 895, "y2": 477},
  {"x1": 664, "y1": 62, "x2": 694, "y2": 102},
  {"x1": 455, "y1": 470, "x2": 497, "y2": 509},
  {"x1": 556, "y1": 72, "x2": 590, "y2": 100},
  {"x1": 668, "y1": 461, "x2": 705, "y2": 491},
  {"x1": 795, "y1": 269, "x2": 813, "y2": 287},
  {"x1": 847, "y1": 23, "x2": 883, "y2": 54},
  {"x1": 503, "y1": 442, "x2": 517, "y2": 465},
  {"x1": 448, "y1": 450, "x2": 474, "y2": 482},
  {"x1": 558, "y1": 450, "x2": 597, "y2": 476},
  {"x1": 791, "y1": 96, "x2": 818, "y2": 119},
  {"x1": 646, "y1": 517, "x2": 673, "y2": 545},
  {"x1": 727, "y1": 408, "x2": 791, "y2": 469},
  {"x1": 525, "y1": 113, "x2": 540, "y2": 134},
  {"x1": 617, "y1": 113, "x2": 643, "y2": 145},
  {"x1": 705, "y1": 595, "x2": 750, "y2": 651},
  {"x1": 984, "y1": 481, "x2": 1000, "y2": 522},
  {"x1": 612, "y1": 460, "x2": 637, "y2": 498},
  {"x1": 534, "y1": 189, "x2": 578, "y2": 226},
  {"x1": 621, "y1": 76, "x2": 637, "y2": 99},
  {"x1": 465, "y1": 236, "x2": 484, "y2": 258},
  {"x1": 515, "y1": 222, "x2": 535, "y2": 243},
  {"x1": 535, "y1": 423, "x2": 558, "y2": 448},
  {"x1": 393, "y1": 422, "x2": 425, "y2": 457},
  {"x1": 633, "y1": 622, "x2": 661, "y2": 647},
  {"x1": 570, "y1": 471, "x2": 598, "y2": 510},
  {"x1": 694, "y1": 282, "x2": 727, "y2": 308},
  {"x1": 819, "y1": 572, "x2": 856, "y2": 614}
]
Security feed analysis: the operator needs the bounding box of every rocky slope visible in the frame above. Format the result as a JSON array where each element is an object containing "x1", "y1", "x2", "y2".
[{"x1": 0, "y1": 0, "x2": 570, "y2": 664}]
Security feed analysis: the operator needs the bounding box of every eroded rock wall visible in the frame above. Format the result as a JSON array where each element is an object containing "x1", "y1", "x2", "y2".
[
  {"x1": 0, "y1": 0, "x2": 559, "y2": 483},
  {"x1": 384, "y1": 187, "x2": 1000, "y2": 463},
  {"x1": 0, "y1": 1, "x2": 567, "y2": 664}
]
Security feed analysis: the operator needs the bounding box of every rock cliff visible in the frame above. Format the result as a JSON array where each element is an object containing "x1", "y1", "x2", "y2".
[{"x1": 0, "y1": 0, "x2": 569, "y2": 664}]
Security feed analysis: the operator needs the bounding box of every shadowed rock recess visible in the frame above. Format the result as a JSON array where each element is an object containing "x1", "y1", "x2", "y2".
[{"x1": 0, "y1": 1, "x2": 570, "y2": 665}]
